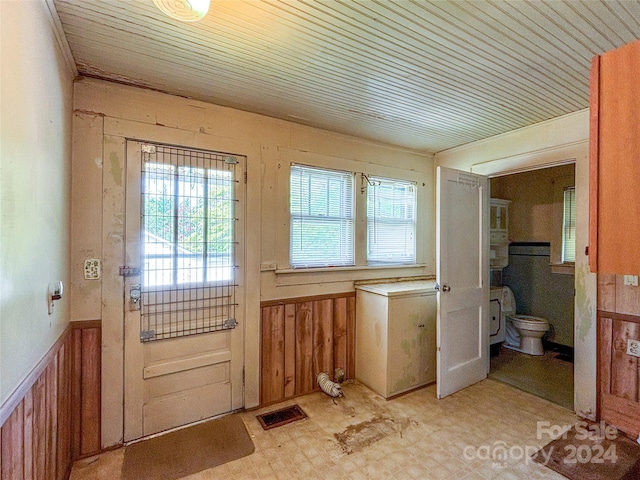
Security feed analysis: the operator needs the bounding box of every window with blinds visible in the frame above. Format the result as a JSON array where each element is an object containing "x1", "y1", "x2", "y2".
[
  {"x1": 562, "y1": 186, "x2": 576, "y2": 263},
  {"x1": 290, "y1": 164, "x2": 354, "y2": 268},
  {"x1": 367, "y1": 176, "x2": 417, "y2": 265}
]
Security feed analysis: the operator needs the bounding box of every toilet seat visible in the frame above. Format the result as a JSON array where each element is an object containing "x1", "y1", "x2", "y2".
[{"x1": 509, "y1": 314, "x2": 549, "y2": 332}]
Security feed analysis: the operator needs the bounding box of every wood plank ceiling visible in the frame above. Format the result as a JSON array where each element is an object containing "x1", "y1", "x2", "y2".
[{"x1": 52, "y1": 0, "x2": 640, "y2": 153}]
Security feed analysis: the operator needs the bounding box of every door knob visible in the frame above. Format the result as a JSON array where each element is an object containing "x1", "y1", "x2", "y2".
[
  {"x1": 130, "y1": 284, "x2": 142, "y2": 311},
  {"x1": 441, "y1": 284, "x2": 451, "y2": 292}
]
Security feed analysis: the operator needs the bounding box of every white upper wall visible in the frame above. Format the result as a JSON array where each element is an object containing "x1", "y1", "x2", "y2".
[{"x1": 0, "y1": 0, "x2": 75, "y2": 407}]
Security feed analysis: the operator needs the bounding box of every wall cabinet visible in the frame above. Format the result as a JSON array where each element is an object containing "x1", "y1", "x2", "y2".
[
  {"x1": 590, "y1": 39, "x2": 640, "y2": 275},
  {"x1": 355, "y1": 281, "x2": 436, "y2": 399},
  {"x1": 592, "y1": 39, "x2": 640, "y2": 438},
  {"x1": 490, "y1": 198, "x2": 510, "y2": 269}
]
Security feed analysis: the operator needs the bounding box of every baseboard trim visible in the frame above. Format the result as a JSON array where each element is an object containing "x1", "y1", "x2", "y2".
[{"x1": 543, "y1": 340, "x2": 574, "y2": 356}]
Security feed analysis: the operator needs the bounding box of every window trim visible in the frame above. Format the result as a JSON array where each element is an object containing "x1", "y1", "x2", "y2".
[
  {"x1": 275, "y1": 149, "x2": 426, "y2": 272},
  {"x1": 366, "y1": 175, "x2": 417, "y2": 265},
  {"x1": 289, "y1": 164, "x2": 355, "y2": 268},
  {"x1": 549, "y1": 170, "x2": 575, "y2": 274}
]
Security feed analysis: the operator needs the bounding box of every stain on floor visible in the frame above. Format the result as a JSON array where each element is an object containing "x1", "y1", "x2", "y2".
[{"x1": 334, "y1": 414, "x2": 413, "y2": 454}]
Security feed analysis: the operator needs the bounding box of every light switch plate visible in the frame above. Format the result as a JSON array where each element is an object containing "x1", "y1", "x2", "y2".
[
  {"x1": 624, "y1": 275, "x2": 639, "y2": 287},
  {"x1": 84, "y1": 259, "x2": 101, "y2": 280}
]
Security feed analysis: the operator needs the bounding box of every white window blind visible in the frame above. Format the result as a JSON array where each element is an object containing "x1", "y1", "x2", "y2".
[
  {"x1": 562, "y1": 186, "x2": 576, "y2": 263},
  {"x1": 290, "y1": 164, "x2": 354, "y2": 268},
  {"x1": 367, "y1": 176, "x2": 416, "y2": 265}
]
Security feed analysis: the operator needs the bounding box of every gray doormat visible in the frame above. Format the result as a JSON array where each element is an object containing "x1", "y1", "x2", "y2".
[
  {"x1": 122, "y1": 414, "x2": 254, "y2": 480},
  {"x1": 532, "y1": 422, "x2": 640, "y2": 480}
]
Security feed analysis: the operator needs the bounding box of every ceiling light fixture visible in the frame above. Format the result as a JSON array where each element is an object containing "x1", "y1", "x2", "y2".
[{"x1": 153, "y1": 0, "x2": 210, "y2": 22}]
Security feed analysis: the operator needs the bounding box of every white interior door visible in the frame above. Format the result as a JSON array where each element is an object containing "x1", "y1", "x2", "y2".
[
  {"x1": 123, "y1": 141, "x2": 245, "y2": 441},
  {"x1": 436, "y1": 166, "x2": 489, "y2": 399}
]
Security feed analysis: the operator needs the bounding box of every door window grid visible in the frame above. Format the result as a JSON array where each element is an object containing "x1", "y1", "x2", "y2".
[{"x1": 140, "y1": 144, "x2": 240, "y2": 341}]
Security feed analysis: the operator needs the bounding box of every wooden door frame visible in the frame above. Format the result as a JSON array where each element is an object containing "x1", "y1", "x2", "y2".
[
  {"x1": 471, "y1": 156, "x2": 600, "y2": 421},
  {"x1": 99, "y1": 118, "x2": 262, "y2": 449}
]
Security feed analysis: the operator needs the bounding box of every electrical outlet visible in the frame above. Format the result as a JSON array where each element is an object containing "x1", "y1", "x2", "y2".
[
  {"x1": 84, "y1": 259, "x2": 101, "y2": 280},
  {"x1": 624, "y1": 275, "x2": 639, "y2": 287},
  {"x1": 627, "y1": 339, "x2": 640, "y2": 357}
]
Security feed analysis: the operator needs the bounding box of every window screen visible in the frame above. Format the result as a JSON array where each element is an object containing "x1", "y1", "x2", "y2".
[
  {"x1": 290, "y1": 164, "x2": 354, "y2": 268},
  {"x1": 367, "y1": 176, "x2": 417, "y2": 265},
  {"x1": 140, "y1": 144, "x2": 239, "y2": 341},
  {"x1": 562, "y1": 186, "x2": 576, "y2": 263}
]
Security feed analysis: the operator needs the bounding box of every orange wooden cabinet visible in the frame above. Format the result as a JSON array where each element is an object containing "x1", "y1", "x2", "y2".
[{"x1": 589, "y1": 39, "x2": 640, "y2": 275}]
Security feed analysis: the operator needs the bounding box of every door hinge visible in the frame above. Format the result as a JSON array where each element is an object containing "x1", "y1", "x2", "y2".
[
  {"x1": 224, "y1": 318, "x2": 239, "y2": 329},
  {"x1": 141, "y1": 144, "x2": 156, "y2": 154},
  {"x1": 119, "y1": 266, "x2": 141, "y2": 277},
  {"x1": 242, "y1": 368, "x2": 245, "y2": 386},
  {"x1": 140, "y1": 330, "x2": 155, "y2": 341},
  {"x1": 243, "y1": 171, "x2": 247, "y2": 184}
]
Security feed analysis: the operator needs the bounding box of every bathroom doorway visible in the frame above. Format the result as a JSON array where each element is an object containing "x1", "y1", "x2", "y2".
[{"x1": 488, "y1": 164, "x2": 575, "y2": 410}]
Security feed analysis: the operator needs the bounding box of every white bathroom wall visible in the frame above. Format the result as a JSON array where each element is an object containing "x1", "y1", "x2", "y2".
[
  {"x1": 491, "y1": 165, "x2": 576, "y2": 347},
  {"x1": 435, "y1": 109, "x2": 597, "y2": 420}
]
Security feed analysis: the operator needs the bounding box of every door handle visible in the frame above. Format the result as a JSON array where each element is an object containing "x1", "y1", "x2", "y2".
[
  {"x1": 435, "y1": 283, "x2": 451, "y2": 292},
  {"x1": 130, "y1": 284, "x2": 142, "y2": 311}
]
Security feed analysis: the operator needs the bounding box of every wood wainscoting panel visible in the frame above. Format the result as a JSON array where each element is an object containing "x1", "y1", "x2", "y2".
[
  {"x1": 79, "y1": 328, "x2": 101, "y2": 456},
  {"x1": 294, "y1": 301, "x2": 314, "y2": 396},
  {"x1": 260, "y1": 305, "x2": 285, "y2": 405},
  {"x1": 283, "y1": 304, "x2": 296, "y2": 399},
  {"x1": 599, "y1": 312, "x2": 640, "y2": 437},
  {"x1": 0, "y1": 321, "x2": 102, "y2": 480},
  {"x1": 1, "y1": 403, "x2": 24, "y2": 479},
  {"x1": 313, "y1": 299, "x2": 334, "y2": 387},
  {"x1": 260, "y1": 293, "x2": 355, "y2": 406},
  {"x1": 333, "y1": 297, "x2": 348, "y2": 381}
]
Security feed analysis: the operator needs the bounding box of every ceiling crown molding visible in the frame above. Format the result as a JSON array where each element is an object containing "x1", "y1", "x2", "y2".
[{"x1": 42, "y1": 0, "x2": 78, "y2": 77}]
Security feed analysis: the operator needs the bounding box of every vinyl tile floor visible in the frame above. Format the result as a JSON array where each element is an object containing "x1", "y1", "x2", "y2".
[
  {"x1": 489, "y1": 346, "x2": 574, "y2": 410},
  {"x1": 70, "y1": 379, "x2": 577, "y2": 480}
]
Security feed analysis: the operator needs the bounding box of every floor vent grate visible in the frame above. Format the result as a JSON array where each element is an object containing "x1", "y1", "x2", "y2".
[{"x1": 256, "y1": 404, "x2": 307, "y2": 430}]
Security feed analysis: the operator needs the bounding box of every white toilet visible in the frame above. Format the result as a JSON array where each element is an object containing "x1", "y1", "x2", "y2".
[{"x1": 501, "y1": 286, "x2": 550, "y2": 356}]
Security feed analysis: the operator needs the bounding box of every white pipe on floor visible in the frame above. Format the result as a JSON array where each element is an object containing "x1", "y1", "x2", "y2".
[{"x1": 317, "y1": 372, "x2": 343, "y2": 397}]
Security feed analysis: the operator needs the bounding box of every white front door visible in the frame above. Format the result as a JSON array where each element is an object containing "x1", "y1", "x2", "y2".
[
  {"x1": 123, "y1": 141, "x2": 245, "y2": 441},
  {"x1": 436, "y1": 166, "x2": 489, "y2": 399}
]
